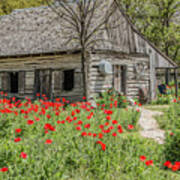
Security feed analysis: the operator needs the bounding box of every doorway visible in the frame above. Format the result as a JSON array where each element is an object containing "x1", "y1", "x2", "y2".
[
  {"x1": 34, "y1": 69, "x2": 52, "y2": 98},
  {"x1": 10, "y1": 72, "x2": 19, "y2": 93},
  {"x1": 113, "y1": 65, "x2": 127, "y2": 94}
]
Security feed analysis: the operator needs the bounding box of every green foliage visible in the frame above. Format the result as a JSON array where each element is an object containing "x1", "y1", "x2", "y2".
[
  {"x1": 156, "y1": 101, "x2": 180, "y2": 130},
  {"x1": 120, "y1": 0, "x2": 180, "y2": 64},
  {"x1": 95, "y1": 88, "x2": 129, "y2": 108},
  {"x1": 0, "y1": 0, "x2": 48, "y2": 15},
  {"x1": 164, "y1": 130, "x2": 180, "y2": 163}
]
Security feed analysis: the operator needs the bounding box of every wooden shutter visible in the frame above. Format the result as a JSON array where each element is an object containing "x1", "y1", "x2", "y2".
[
  {"x1": 121, "y1": 66, "x2": 127, "y2": 95},
  {"x1": 18, "y1": 71, "x2": 25, "y2": 95},
  {"x1": 2, "y1": 72, "x2": 10, "y2": 92},
  {"x1": 74, "y1": 68, "x2": 83, "y2": 89},
  {"x1": 53, "y1": 70, "x2": 63, "y2": 97}
]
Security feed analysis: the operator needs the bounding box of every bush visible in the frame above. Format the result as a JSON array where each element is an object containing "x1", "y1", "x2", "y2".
[
  {"x1": 95, "y1": 88, "x2": 129, "y2": 108},
  {"x1": 163, "y1": 130, "x2": 180, "y2": 163}
]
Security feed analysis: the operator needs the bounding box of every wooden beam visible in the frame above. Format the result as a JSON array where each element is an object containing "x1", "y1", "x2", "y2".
[
  {"x1": 174, "y1": 69, "x2": 178, "y2": 98},
  {"x1": 165, "y1": 69, "x2": 169, "y2": 85}
]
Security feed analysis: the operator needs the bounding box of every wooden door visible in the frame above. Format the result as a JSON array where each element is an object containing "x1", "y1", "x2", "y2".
[
  {"x1": 34, "y1": 69, "x2": 52, "y2": 98},
  {"x1": 113, "y1": 65, "x2": 127, "y2": 94}
]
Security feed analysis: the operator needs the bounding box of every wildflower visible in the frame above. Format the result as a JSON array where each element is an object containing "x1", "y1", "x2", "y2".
[
  {"x1": 0, "y1": 167, "x2": 8, "y2": 172},
  {"x1": 15, "y1": 128, "x2": 22, "y2": 133},
  {"x1": 20, "y1": 152, "x2": 27, "y2": 159},
  {"x1": 14, "y1": 137, "x2": 21, "y2": 143},
  {"x1": 128, "y1": 124, "x2": 134, "y2": 130},
  {"x1": 145, "y1": 160, "x2": 153, "y2": 166},
  {"x1": 112, "y1": 120, "x2": 118, "y2": 124},
  {"x1": 27, "y1": 120, "x2": 34, "y2": 125},
  {"x1": 118, "y1": 129, "x2": 123, "y2": 133},
  {"x1": 172, "y1": 164, "x2": 179, "y2": 171},
  {"x1": 84, "y1": 124, "x2": 91, "y2": 129},
  {"x1": 112, "y1": 132, "x2": 117, "y2": 137},
  {"x1": 106, "y1": 116, "x2": 111, "y2": 120},
  {"x1": 164, "y1": 161, "x2": 172, "y2": 168},
  {"x1": 76, "y1": 126, "x2": 81, "y2": 131},
  {"x1": 81, "y1": 132, "x2": 87, "y2": 137},
  {"x1": 45, "y1": 139, "x2": 53, "y2": 144},
  {"x1": 140, "y1": 155, "x2": 146, "y2": 161},
  {"x1": 99, "y1": 133, "x2": 103, "y2": 139}
]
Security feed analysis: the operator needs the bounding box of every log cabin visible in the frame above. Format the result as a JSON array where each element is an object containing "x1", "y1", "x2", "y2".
[{"x1": 0, "y1": 0, "x2": 177, "y2": 102}]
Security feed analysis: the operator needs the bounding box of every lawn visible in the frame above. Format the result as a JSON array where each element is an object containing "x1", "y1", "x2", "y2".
[{"x1": 0, "y1": 93, "x2": 179, "y2": 180}]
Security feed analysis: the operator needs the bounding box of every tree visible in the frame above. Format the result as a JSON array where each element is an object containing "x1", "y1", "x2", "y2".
[
  {"x1": 47, "y1": 0, "x2": 119, "y2": 98},
  {"x1": 119, "y1": 0, "x2": 180, "y2": 64},
  {"x1": 0, "y1": 0, "x2": 48, "y2": 15}
]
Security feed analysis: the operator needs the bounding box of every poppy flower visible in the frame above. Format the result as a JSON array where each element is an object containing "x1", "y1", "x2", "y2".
[
  {"x1": 112, "y1": 132, "x2": 117, "y2": 137},
  {"x1": 84, "y1": 124, "x2": 90, "y2": 129},
  {"x1": 76, "y1": 126, "x2": 81, "y2": 131},
  {"x1": 0, "y1": 167, "x2": 8, "y2": 172},
  {"x1": 118, "y1": 129, "x2": 123, "y2": 133},
  {"x1": 20, "y1": 152, "x2": 27, "y2": 159},
  {"x1": 27, "y1": 120, "x2": 34, "y2": 125},
  {"x1": 98, "y1": 133, "x2": 103, "y2": 139},
  {"x1": 45, "y1": 139, "x2": 53, "y2": 144},
  {"x1": 140, "y1": 155, "x2": 146, "y2": 161},
  {"x1": 14, "y1": 137, "x2": 21, "y2": 142},
  {"x1": 93, "y1": 133, "x2": 97, "y2": 137},
  {"x1": 77, "y1": 120, "x2": 83, "y2": 125},
  {"x1": 101, "y1": 143, "x2": 106, "y2": 151},
  {"x1": 172, "y1": 164, "x2": 179, "y2": 171},
  {"x1": 15, "y1": 128, "x2": 22, "y2": 133},
  {"x1": 164, "y1": 161, "x2": 172, "y2": 168},
  {"x1": 128, "y1": 124, "x2": 134, "y2": 130},
  {"x1": 112, "y1": 120, "x2": 118, "y2": 124},
  {"x1": 145, "y1": 160, "x2": 153, "y2": 166},
  {"x1": 106, "y1": 116, "x2": 111, "y2": 120},
  {"x1": 81, "y1": 132, "x2": 87, "y2": 137}
]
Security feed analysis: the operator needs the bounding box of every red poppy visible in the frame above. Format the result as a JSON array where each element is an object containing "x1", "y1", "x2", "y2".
[
  {"x1": 20, "y1": 152, "x2": 27, "y2": 159},
  {"x1": 93, "y1": 133, "x2": 97, "y2": 137},
  {"x1": 112, "y1": 120, "x2": 118, "y2": 124},
  {"x1": 81, "y1": 132, "x2": 87, "y2": 137},
  {"x1": 88, "y1": 132, "x2": 92, "y2": 136},
  {"x1": 27, "y1": 120, "x2": 34, "y2": 125},
  {"x1": 0, "y1": 167, "x2": 8, "y2": 172},
  {"x1": 164, "y1": 161, "x2": 172, "y2": 168},
  {"x1": 15, "y1": 128, "x2": 22, "y2": 133},
  {"x1": 76, "y1": 126, "x2": 81, "y2": 131},
  {"x1": 112, "y1": 132, "x2": 117, "y2": 137},
  {"x1": 172, "y1": 164, "x2": 179, "y2": 171},
  {"x1": 145, "y1": 160, "x2": 153, "y2": 166},
  {"x1": 101, "y1": 143, "x2": 106, "y2": 151},
  {"x1": 140, "y1": 155, "x2": 146, "y2": 161},
  {"x1": 14, "y1": 137, "x2": 21, "y2": 142},
  {"x1": 45, "y1": 139, "x2": 53, "y2": 144},
  {"x1": 128, "y1": 124, "x2": 134, "y2": 130},
  {"x1": 46, "y1": 114, "x2": 51, "y2": 119},
  {"x1": 106, "y1": 116, "x2": 111, "y2": 121},
  {"x1": 84, "y1": 124, "x2": 90, "y2": 129},
  {"x1": 118, "y1": 129, "x2": 123, "y2": 133},
  {"x1": 98, "y1": 133, "x2": 103, "y2": 139},
  {"x1": 105, "y1": 122, "x2": 109, "y2": 126},
  {"x1": 77, "y1": 120, "x2": 83, "y2": 125},
  {"x1": 57, "y1": 120, "x2": 61, "y2": 124}
]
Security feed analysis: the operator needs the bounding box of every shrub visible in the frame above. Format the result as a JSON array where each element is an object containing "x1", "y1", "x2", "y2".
[
  {"x1": 95, "y1": 88, "x2": 129, "y2": 108},
  {"x1": 163, "y1": 130, "x2": 180, "y2": 163}
]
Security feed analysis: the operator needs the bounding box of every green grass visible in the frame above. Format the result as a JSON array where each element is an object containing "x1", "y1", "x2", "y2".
[{"x1": 0, "y1": 98, "x2": 179, "y2": 179}]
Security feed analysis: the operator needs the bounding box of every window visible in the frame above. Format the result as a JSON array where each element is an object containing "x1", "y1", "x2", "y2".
[
  {"x1": 10, "y1": 72, "x2": 19, "y2": 93},
  {"x1": 63, "y1": 70, "x2": 74, "y2": 91}
]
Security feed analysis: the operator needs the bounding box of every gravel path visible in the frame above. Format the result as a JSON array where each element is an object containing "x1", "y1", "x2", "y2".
[{"x1": 138, "y1": 108, "x2": 165, "y2": 144}]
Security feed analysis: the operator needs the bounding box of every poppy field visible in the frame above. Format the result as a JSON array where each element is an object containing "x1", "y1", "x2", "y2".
[{"x1": 0, "y1": 92, "x2": 180, "y2": 180}]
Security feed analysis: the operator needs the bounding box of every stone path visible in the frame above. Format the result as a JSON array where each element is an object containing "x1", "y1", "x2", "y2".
[{"x1": 138, "y1": 108, "x2": 165, "y2": 144}]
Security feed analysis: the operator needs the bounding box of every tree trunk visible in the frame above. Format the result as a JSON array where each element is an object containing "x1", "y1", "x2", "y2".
[{"x1": 81, "y1": 49, "x2": 87, "y2": 100}]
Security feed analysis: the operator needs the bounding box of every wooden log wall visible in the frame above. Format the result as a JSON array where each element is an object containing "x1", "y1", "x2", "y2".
[
  {"x1": 0, "y1": 54, "x2": 84, "y2": 101},
  {"x1": 87, "y1": 52, "x2": 150, "y2": 100}
]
